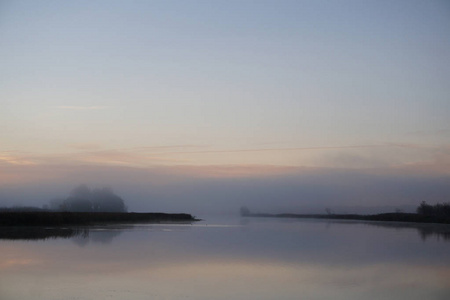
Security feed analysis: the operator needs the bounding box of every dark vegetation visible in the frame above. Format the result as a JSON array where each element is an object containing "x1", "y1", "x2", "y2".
[
  {"x1": 416, "y1": 201, "x2": 450, "y2": 220},
  {"x1": 0, "y1": 212, "x2": 198, "y2": 226},
  {"x1": 0, "y1": 185, "x2": 198, "y2": 226},
  {"x1": 240, "y1": 201, "x2": 450, "y2": 224},
  {"x1": 365, "y1": 221, "x2": 450, "y2": 241}
]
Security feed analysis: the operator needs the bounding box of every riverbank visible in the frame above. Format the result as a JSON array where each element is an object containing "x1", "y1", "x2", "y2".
[
  {"x1": 243, "y1": 212, "x2": 450, "y2": 224},
  {"x1": 0, "y1": 211, "x2": 199, "y2": 226}
]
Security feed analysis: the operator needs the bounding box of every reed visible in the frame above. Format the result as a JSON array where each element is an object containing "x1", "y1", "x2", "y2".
[{"x1": 0, "y1": 211, "x2": 198, "y2": 226}]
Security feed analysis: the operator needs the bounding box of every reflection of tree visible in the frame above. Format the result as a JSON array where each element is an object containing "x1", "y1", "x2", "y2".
[
  {"x1": 72, "y1": 230, "x2": 122, "y2": 247},
  {"x1": 0, "y1": 226, "x2": 123, "y2": 244},
  {"x1": 359, "y1": 221, "x2": 450, "y2": 242},
  {"x1": 72, "y1": 234, "x2": 90, "y2": 247},
  {"x1": 91, "y1": 230, "x2": 121, "y2": 244},
  {"x1": 417, "y1": 227, "x2": 450, "y2": 242},
  {"x1": 0, "y1": 227, "x2": 89, "y2": 241}
]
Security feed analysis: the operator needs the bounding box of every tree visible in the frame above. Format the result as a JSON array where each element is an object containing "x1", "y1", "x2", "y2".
[
  {"x1": 92, "y1": 187, "x2": 127, "y2": 212},
  {"x1": 48, "y1": 185, "x2": 127, "y2": 213},
  {"x1": 240, "y1": 206, "x2": 250, "y2": 216},
  {"x1": 49, "y1": 198, "x2": 65, "y2": 211},
  {"x1": 70, "y1": 184, "x2": 92, "y2": 200},
  {"x1": 64, "y1": 197, "x2": 93, "y2": 212},
  {"x1": 417, "y1": 201, "x2": 433, "y2": 215}
]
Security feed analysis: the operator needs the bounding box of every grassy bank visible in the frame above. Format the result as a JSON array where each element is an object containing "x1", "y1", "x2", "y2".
[
  {"x1": 0, "y1": 211, "x2": 199, "y2": 226},
  {"x1": 245, "y1": 212, "x2": 450, "y2": 224}
]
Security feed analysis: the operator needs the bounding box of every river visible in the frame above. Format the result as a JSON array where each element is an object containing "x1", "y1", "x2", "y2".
[{"x1": 1, "y1": 216, "x2": 449, "y2": 300}]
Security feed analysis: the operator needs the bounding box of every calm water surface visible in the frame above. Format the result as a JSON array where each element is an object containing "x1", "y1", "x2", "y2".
[{"x1": 1, "y1": 217, "x2": 449, "y2": 300}]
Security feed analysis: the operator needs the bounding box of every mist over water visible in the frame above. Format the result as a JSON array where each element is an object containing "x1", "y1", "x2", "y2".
[
  {"x1": 1, "y1": 217, "x2": 449, "y2": 300},
  {"x1": 2, "y1": 167, "x2": 449, "y2": 215}
]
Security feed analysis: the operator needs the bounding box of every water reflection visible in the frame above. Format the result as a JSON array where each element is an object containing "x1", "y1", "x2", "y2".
[
  {"x1": 1, "y1": 219, "x2": 450, "y2": 243},
  {"x1": 0, "y1": 226, "x2": 127, "y2": 246},
  {"x1": 0, "y1": 227, "x2": 89, "y2": 241},
  {"x1": 243, "y1": 218, "x2": 450, "y2": 243},
  {"x1": 1, "y1": 219, "x2": 450, "y2": 300},
  {"x1": 356, "y1": 221, "x2": 450, "y2": 242},
  {"x1": 72, "y1": 229, "x2": 122, "y2": 246}
]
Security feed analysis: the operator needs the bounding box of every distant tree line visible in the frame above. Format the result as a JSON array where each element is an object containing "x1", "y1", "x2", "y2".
[
  {"x1": 239, "y1": 201, "x2": 450, "y2": 224},
  {"x1": 0, "y1": 206, "x2": 47, "y2": 212},
  {"x1": 416, "y1": 201, "x2": 450, "y2": 218},
  {"x1": 48, "y1": 185, "x2": 127, "y2": 213},
  {"x1": 0, "y1": 185, "x2": 128, "y2": 213},
  {"x1": 240, "y1": 206, "x2": 250, "y2": 216},
  {"x1": 0, "y1": 211, "x2": 196, "y2": 227}
]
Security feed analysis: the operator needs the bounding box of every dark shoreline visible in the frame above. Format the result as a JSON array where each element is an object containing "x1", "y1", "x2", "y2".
[
  {"x1": 0, "y1": 211, "x2": 199, "y2": 226},
  {"x1": 243, "y1": 212, "x2": 450, "y2": 224}
]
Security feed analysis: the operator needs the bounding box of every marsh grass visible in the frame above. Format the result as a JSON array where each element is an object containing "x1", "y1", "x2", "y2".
[{"x1": 0, "y1": 211, "x2": 198, "y2": 226}]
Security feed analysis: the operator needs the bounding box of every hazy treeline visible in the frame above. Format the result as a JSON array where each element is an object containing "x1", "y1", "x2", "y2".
[
  {"x1": 0, "y1": 185, "x2": 127, "y2": 213},
  {"x1": 0, "y1": 211, "x2": 197, "y2": 226},
  {"x1": 0, "y1": 206, "x2": 48, "y2": 212},
  {"x1": 241, "y1": 201, "x2": 450, "y2": 224},
  {"x1": 48, "y1": 185, "x2": 127, "y2": 213},
  {"x1": 417, "y1": 201, "x2": 450, "y2": 218}
]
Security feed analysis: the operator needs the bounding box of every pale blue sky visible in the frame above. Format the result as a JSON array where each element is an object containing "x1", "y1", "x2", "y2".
[{"x1": 1, "y1": 0, "x2": 450, "y2": 208}]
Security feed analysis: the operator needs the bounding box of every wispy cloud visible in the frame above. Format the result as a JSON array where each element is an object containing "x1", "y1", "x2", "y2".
[
  {"x1": 67, "y1": 143, "x2": 103, "y2": 150},
  {"x1": 2, "y1": 144, "x2": 449, "y2": 179},
  {"x1": 72, "y1": 150, "x2": 188, "y2": 166},
  {"x1": 408, "y1": 129, "x2": 450, "y2": 136},
  {"x1": 56, "y1": 106, "x2": 108, "y2": 110},
  {"x1": 391, "y1": 146, "x2": 450, "y2": 175},
  {"x1": 140, "y1": 144, "x2": 410, "y2": 156},
  {"x1": 0, "y1": 154, "x2": 36, "y2": 166},
  {"x1": 167, "y1": 165, "x2": 305, "y2": 178},
  {"x1": 131, "y1": 145, "x2": 210, "y2": 152},
  {"x1": 386, "y1": 143, "x2": 438, "y2": 149}
]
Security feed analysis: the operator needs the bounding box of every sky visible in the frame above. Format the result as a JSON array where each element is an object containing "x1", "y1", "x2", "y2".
[{"x1": 1, "y1": 0, "x2": 449, "y2": 214}]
